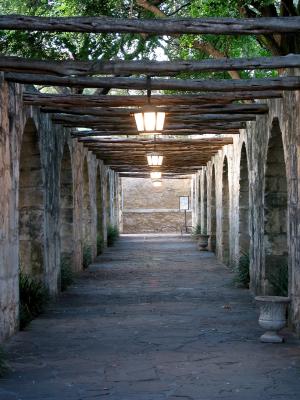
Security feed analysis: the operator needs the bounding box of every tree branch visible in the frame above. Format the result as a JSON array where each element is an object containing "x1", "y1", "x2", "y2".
[
  {"x1": 167, "y1": 2, "x2": 192, "y2": 17},
  {"x1": 135, "y1": 0, "x2": 165, "y2": 17},
  {"x1": 193, "y1": 40, "x2": 242, "y2": 80}
]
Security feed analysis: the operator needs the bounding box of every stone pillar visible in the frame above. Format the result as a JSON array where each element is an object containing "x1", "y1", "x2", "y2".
[
  {"x1": 100, "y1": 164, "x2": 108, "y2": 246},
  {"x1": 0, "y1": 76, "x2": 19, "y2": 341}
]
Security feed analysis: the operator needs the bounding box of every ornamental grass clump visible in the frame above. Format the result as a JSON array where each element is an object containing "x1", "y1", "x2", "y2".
[
  {"x1": 97, "y1": 233, "x2": 104, "y2": 255},
  {"x1": 107, "y1": 225, "x2": 119, "y2": 247},
  {"x1": 234, "y1": 251, "x2": 250, "y2": 288},
  {"x1": 19, "y1": 272, "x2": 49, "y2": 330},
  {"x1": 0, "y1": 347, "x2": 9, "y2": 377},
  {"x1": 60, "y1": 256, "x2": 74, "y2": 291},
  {"x1": 269, "y1": 263, "x2": 288, "y2": 297},
  {"x1": 192, "y1": 223, "x2": 201, "y2": 238},
  {"x1": 82, "y1": 243, "x2": 92, "y2": 269}
]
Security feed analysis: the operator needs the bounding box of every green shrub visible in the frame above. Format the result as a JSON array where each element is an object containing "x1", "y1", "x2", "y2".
[
  {"x1": 83, "y1": 243, "x2": 92, "y2": 269},
  {"x1": 0, "y1": 347, "x2": 9, "y2": 377},
  {"x1": 269, "y1": 263, "x2": 288, "y2": 296},
  {"x1": 60, "y1": 256, "x2": 73, "y2": 291},
  {"x1": 97, "y1": 233, "x2": 103, "y2": 255},
  {"x1": 192, "y1": 223, "x2": 201, "y2": 237},
  {"x1": 19, "y1": 272, "x2": 49, "y2": 330},
  {"x1": 107, "y1": 225, "x2": 119, "y2": 247},
  {"x1": 234, "y1": 251, "x2": 250, "y2": 288}
]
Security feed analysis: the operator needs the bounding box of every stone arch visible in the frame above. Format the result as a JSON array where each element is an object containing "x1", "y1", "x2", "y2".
[
  {"x1": 82, "y1": 157, "x2": 91, "y2": 244},
  {"x1": 60, "y1": 143, "x2": 74, "y2": 263},
  {"x1": 222, "y1": 156, "x2": 230, "y2": 265},
  {"x1": 19, "y1": 118, "x2": 44, "y2": 279},
  {"x1": 239, "y1": 143, "x2": 250, "y2": 255},
  {"x1": 209, "y1": 164, "x2": 217, "y2": 251},
  {"x1": 96, "y1": 165, "x2": 104, "y2": 254},
  {"x1": 264, "y1": 118, "x2": 288, "y2": 294},
  {"x1": 203, "y1": 170, "x2": 208, "y2": 234},
  {"x1": 106, "y1": 172, "x2": 111, "y2": 226}
]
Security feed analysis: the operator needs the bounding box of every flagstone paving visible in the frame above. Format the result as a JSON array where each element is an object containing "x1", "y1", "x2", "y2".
[{"x1": 1, "y1": 234, "x2": 300, "y2": 400}]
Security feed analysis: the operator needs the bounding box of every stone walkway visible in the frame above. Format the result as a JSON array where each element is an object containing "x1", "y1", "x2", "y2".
[{"x1": 1, "y1": 235, "x2": 300, "y2": 400}]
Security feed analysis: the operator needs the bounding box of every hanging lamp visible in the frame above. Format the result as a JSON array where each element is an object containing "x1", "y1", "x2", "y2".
[
  {"x1": 152, "y1": 179, "x2": 162, "y2": 187},
  {"x1": 146, "y1": 135, "x2": 163, "y2": 167},
  {"x1": 133, "y1": 76, "x2": 165, "y2": 134},
  {"x1": 150, "y1": 171, "x2": 162, "y2": 179}
]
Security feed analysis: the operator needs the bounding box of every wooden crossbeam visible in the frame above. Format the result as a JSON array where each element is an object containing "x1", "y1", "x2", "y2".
[
  {"x1": 1, "y1": 55, "x2": 300, "y2": 76},
  {"x1": 0, "y1": 15, "x2": 299, "y2": 35},
  {"x1": 23, "y1": 92, "x2": 282, "y2": 107},
  {"x1": 78, "y1": 138, "x2": 233, "y2": 145},
  {"x1": 52, "y1": 113, "x2": 256, "y2": 125},
  {"x1": 72, "y1": 129, "x2": 240, "y2": 136},
  {"x1": 7, "y1": 73, "x2": 300, "y2": 91},
  {"x1": 41, "y1": 103, "x2": 269, "y2": 116}
]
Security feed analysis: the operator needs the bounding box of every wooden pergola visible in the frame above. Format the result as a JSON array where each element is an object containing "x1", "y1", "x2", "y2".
[{"x1": 1, "y1": 15, "x2": 300, "y2": 176}]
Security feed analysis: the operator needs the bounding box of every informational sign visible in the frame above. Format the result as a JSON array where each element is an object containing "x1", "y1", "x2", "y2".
[{"x1": 179, "y1": 196, "x2": 189, "y2": 211}]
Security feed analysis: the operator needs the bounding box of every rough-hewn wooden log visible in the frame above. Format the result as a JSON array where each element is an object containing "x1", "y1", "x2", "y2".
[
  {"x1": 77, "y1": 138, "x2": 233, "y2": 145},
  {"x1": 23, "y1": 91, "x2": 282, "y2": 107},
  {"x1": 1, "y1": 55, "x2": 300, "y2": 76},
  {"x1": 41, "y1": 103, "x2": 268, "y2": 116},
  {"x1": 7, "y1": 73, "x2": 300, "y2": 91},
  {"x1": 53, "y1": 113, "x2": 255, "y2": 125},
  {"x1": 71, "y1": 129, "x2": 240, "y2": 136},
  {"x1": 0, "y1": 15, "x2": 299, "y2": 35}
]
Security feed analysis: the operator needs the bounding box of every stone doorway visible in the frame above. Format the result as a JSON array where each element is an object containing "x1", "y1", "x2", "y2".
[
  {"x1": 59, "y1": 143, "x2": 74, "y2": 266},
  {"x1": 209, "y1": 165, "x2": 216, "y2": 252},
  {"x1": 239, "y1": 143, "x2": 250, "y2": 255},
  {"x1": 222, "y1": 156, "x2": 230, "y2": 265},
  {"x1": 264, "y1": 119, "x2": 288, "y2": 294},
  {"x1": 19, "y1": 118, "x2": 44, "y2": 279},
  {"x1": 82, "y1": 157, "x2": 91, "y2": 245}
]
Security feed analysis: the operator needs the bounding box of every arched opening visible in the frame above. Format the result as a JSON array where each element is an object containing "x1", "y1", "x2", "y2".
[
  {"x1": 106, "y1": 172, "x2": 111, "y2": 226},
  {"x1": 222, "y1": 157, "x2": 230, "y2": 265},
  {"x1": 239, "y1": 143, "x2": 250, "y2": 255},
  {"x1": 96, "y1": 166, "x2": 104, "y2": 254},
  {"x1": 203, "y1": 171, "x2": 208, "y2": 234},
  {"x1": 60, "y1": 144, "x2": 74, "y2": 264},
  {"x1": 209, "y1": 165, "x2": 216, "y2": 252},
  {"x1": 82, "y1": 157, "x2": 91, "y2": 244},
  {"x1": 197, "y1": 174, "x2": 201, "y2": 225},
  {"x1": 264, "y1": 119, "x2": 288, "y2": 295},
  {"x1": 19, "y1": 119, "x2": 44, "y2": 279}
]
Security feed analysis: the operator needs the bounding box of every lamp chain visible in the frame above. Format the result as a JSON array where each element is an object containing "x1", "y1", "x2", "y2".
[{"x1": 146, "y1": 75, "x2": 151, "y2": 104}]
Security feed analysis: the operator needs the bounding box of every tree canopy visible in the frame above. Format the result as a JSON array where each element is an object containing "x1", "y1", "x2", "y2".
[{"x1": 0, "y1": 0, "x2": 298, "y2": 85}]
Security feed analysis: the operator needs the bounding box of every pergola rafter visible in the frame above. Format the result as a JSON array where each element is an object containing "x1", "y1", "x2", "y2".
[
  {"x1": 2, "y1": 14, "x2": 299, "y2": 175},
  {"x1": 0, "y1": 55, "x2": 300, "y2": 76},
  {"x1": 0, "y1": 15, "x2": 299, "y2": 34},
  {"x1": 6, "y1": 73, "x2": 300, "y2": 92}
]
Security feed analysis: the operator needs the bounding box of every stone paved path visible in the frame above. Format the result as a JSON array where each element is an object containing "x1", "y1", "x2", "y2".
[{"x1": 1, "y1": 235, "x2": 300, "y2": 400}]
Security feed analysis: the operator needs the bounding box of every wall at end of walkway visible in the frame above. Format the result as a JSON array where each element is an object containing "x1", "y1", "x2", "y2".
[{"x1": 121, "y1": 177, "x2": 192, "y2": 233}]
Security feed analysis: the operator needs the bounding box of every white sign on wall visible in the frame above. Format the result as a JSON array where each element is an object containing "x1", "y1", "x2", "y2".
[{"x1": 179, "y1": 196, "x2": 189, "y2": 211}]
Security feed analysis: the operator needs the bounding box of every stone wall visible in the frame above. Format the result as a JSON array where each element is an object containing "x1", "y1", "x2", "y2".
[
  {"x1": 0, "y1": 78, "x2": 120, "y2": 341},
  {"x1": 122, "y1": 177, "x2": 192, "y2": 233},
  {"x1": 193, "y1": 71, "x2": 300, "y2": 333}
]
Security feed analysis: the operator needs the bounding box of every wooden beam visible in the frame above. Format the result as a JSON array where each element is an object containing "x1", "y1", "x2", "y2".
[
  {"x1": 76, "y1": 138, "x2": 233, "y2": 145},
  {"x1": 7, "y1": 73, "x2": 300, "y2": 91},
  {"x1": 0, "y1": 15, "x2": 299, "y2": 35},
  {"x1": 65, "y1": 122, "x2": 246, "y2": 131},
  {"x1": 1, "y1": 55, "x2": 300, "y2": 76},
  {"x1": 23, "y1": 92, "x2": 282, "y2": 107},
  {"x1": 72, "y1": 129, "x2": 240, "y2": 137},
  {"x1": 52, "y1": 113, "x2": 255, "y2": 124},
  {"x1": 41, "y1": 103, "x2": 269, "y2": 116}
]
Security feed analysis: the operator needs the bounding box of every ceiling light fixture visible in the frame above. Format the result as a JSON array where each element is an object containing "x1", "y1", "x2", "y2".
[
  {"x1": 133, "y1": 76, "x2": 165, "y2": 134},
  {"x1": 150, "y1": 171, "x2": 162, "y2": 179},
  {"x1": 146, "y1": 135, "x2": 163, "y2": 167}
]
